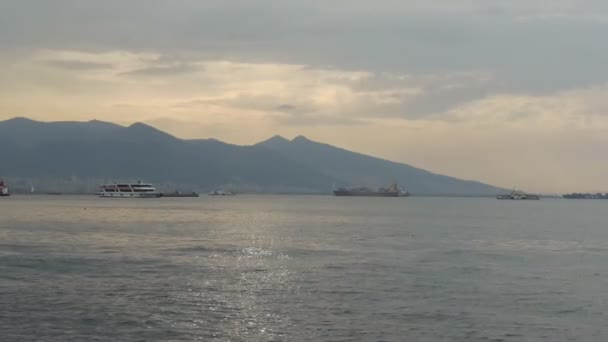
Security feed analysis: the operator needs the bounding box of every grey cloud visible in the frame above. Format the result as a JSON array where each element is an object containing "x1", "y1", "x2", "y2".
[
  {"x1": 170, "y1": 99, "x2": 207, "y2": 110},
  {"x1": 45, "y1": 60, "x2": 113, "y2": 70},
  {"x1": 173, "y1": 95, "x2": 365, "y2": 126},
  {"x1": 120, "y1": 63, "x2": 200, "y2": 77},
  {"x1": 170, "y1": 96, "x2": 359, "y2": 126},
  {"x1": 398, "y1": 86, "x2": 492, "y2": 119},
  {"x1": 187, "y1": 95, "x2": 318, "y2": 115},
  {"x1": 274, "y1": 112, "x2": 365, "y2": 126},
  {"x1": 276, "y1": 104, "x2": 297, "y2": 112},
  {"x1": 346, "y1": 72, "x2": 498, "y2": 119},
  {"x1": 3, "y1": 0, "x2": 608, "y2": 102}
]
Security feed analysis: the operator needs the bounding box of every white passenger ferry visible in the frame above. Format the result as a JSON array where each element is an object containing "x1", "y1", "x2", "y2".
[{"x1": 97, "y1": 181, "x2": 162, "y2": 198}]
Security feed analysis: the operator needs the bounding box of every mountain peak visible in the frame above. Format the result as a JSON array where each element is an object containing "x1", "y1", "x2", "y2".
[
  {"x1": 126, "y1": 122, "x2": 178, "y2": 141},
  {"x1": 2, "y1": 117, "x2": 38, "y2": 124},
  {"x1": 127, "y1": 122, "x2": 167, "y2": 133},
  {"x1": 269, "y1": 135, "x2": 290, "y2": 142},
  {"x1": 128, "y1": 122, "x2": 153, "y2": 129},
  {"x1": 292, "y1": 135, "x2": 311, "y2": 143},
  {"x1": 257, "y1": 135, "x2": 291, "y2": 147},
  {"x1": 86, "y1": 119, "x2": 123, "y2": 129}
]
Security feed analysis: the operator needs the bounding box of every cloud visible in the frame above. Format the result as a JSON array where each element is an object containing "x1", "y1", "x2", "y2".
[
  {"x1": 120, "y1": 63, "x2": 200, "y2": 77},
  {"x1": 3, "y1": 0, "x2": 608, "y2": 94},
  {"x1": 4, "y1": 48, "x2": 608, "y2": 127},
  {"x1": 276, "y1": 104, "x2": 297, "y2": 112},
  {"x1": 45, "y1": 60, "x2": 113, "y2": 71},
  {"x1": 274, "y1": 113, "x2": 366, "y2": 126}
]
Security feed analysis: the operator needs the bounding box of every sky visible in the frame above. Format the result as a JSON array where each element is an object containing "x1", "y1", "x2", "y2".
[{"x1": 2, "y1": 0, "x2": 608, "y2": 193}]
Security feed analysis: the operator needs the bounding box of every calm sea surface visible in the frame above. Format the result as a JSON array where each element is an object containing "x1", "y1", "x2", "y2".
[{"x1": 1, "y1": 195, "x2": 608, "y2": 341}]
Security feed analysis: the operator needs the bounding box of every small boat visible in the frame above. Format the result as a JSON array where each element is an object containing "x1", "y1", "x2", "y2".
[
  {"x1": 0, "y1": 178, "x2": 10, "y2": 197},
  {"x1": 208, "y1": 190, "x2": 234, "y2": 196},
  {"x1": 162, "y1": 191, "x2": 199, "y2": 198},
  {"x1": 97, "y1": 181, "x2": 162, "y2": 198},
  {"x1": 563, "y1": 193, "x2": 608, "y2": 199},
  {"x1": 496, "y1": 189, "x2": 540, "y2": 200}
]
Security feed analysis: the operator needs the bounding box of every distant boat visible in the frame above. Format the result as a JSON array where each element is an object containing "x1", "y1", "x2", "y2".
[
  {"x1": 563, "y1": 193, "x2": 608, "y2": 199},
  {"x1": 162, "y1": 191, "x2": 199, "y2": 198},
  {"x1": 97, "y1": 181, "x2": 162, "y2": 198},
  {"x1": 0, "y1": 178, "x2": 10, "y2": 197},
  {"x1": 496, "y1": 189, "x2": 540, "y2": 200},
  {"x1": 208, "y1": 190, "x2": 234, "y2": 196},
  {"x1": 333, "y1": 183, "x2": 409, "y2": 197},
  {"x1": 399, "y1": 188, "x2": 411, "y2": 197}
]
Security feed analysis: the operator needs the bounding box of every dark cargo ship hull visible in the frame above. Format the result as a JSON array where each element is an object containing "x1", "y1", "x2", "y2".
[
  {"x1": 333, "y1": 190, "x2": 401, "y2": 197},
  {"x1": 162, "y1": 192, "x2": 199, "y2": 198}
]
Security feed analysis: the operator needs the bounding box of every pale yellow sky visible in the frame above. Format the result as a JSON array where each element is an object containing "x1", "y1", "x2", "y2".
[{"x1": 3, "y1": 1, "x2": 608, "y2": 193}]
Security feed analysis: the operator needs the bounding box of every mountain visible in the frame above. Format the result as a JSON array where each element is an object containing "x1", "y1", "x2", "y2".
[
  {"x1": 0, "y1": 118, "x2": 335, "y2": 193},
  {"x1": 0, "y1": 117, "x2": 175, "y2": 145},
  {"x1": 257, "y1": 135, "x2": 503, "y2": 195},
  {"x1": 0, "y1": 117, "x2": 503, "y2": 194}
]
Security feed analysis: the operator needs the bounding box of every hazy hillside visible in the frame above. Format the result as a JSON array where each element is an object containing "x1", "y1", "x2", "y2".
[
  {"x1": 257, "y1": 135, "x2": 504, "y2": 195},
  {"x1": 0, "y1": 118, "x2": 335, "y2": 193},
  {"x1": 0, "y1": 118, "x2": 503, "y2": 194}
]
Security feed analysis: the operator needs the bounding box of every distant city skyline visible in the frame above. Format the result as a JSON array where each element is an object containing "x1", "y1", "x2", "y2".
[{"x1": 2, "y1": 1, "x2": 608, "y2": 193}]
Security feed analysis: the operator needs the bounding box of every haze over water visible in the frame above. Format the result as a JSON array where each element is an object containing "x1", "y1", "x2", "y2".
[{"x1": 1, "y1": 195, "x2": 608, "y2": 341}]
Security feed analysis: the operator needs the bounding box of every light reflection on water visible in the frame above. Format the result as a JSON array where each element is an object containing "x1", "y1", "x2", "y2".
[{"x1": 1, "y1": 195, "x2": 608, "y2": 341}]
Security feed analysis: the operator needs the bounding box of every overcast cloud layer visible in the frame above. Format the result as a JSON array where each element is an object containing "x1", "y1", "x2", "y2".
[{"x1": 2, "y1": 0, "x2": 608, "y2": 192}]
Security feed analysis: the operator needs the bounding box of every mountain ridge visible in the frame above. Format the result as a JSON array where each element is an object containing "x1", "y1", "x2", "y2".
[
  {"x1": 0, "y1": 117, "x2": 504, "y2": 194},
  {"x1": 256, "y1": 133, "x2": 503, "y2": 194}
]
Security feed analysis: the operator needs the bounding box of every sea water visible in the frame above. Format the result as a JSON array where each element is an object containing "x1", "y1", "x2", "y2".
[{"x1": 1, "y1": 195, "x2": 607, "y2": 341}]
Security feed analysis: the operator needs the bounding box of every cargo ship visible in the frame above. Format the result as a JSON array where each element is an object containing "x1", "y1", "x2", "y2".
[
  {"x1": 208, "y1": 190, "x2": 235, "y2": 196},
  {"x1": 162, "y1": 191, "x2": 199, "y2": 198},
  {"x1": 333, "y1": 183, "x2": 409, "y2": 197},
  {"x1": 0, "y1": 178, "x2": 9, "y2": 197}
]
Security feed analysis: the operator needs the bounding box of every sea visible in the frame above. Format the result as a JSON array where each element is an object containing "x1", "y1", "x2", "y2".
[{"x1": 1, "y1": 195, "x2": 608, "y2": 341}]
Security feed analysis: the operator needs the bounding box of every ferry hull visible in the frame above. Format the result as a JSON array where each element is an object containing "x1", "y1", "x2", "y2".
[
  {"x1": 496, "y1": 194, "x2": 540, "y2": 200},
  {"x1": 333, "y1": 190, "x2": 401, "y2": 197},
  {"x1": 98, "y1": 192, "x2": 162, "y2": 198},
  {"x1": 98, "y1": 181, "x2": 161, "y2": 198}
]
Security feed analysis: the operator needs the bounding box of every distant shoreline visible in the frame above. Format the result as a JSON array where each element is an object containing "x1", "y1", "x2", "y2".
[{"x1": 5, "y1": 192, "x2": 567, "y2": 198}]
